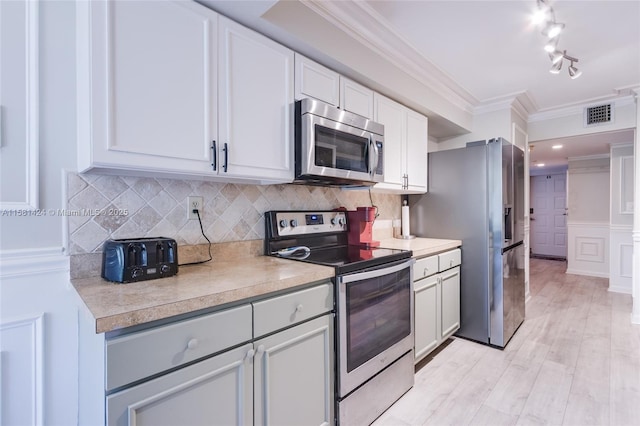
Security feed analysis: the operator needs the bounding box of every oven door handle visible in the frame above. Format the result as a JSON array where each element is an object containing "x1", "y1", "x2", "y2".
[{"x1": 340, "y1": 258, "x2": 415, "y2": 285}]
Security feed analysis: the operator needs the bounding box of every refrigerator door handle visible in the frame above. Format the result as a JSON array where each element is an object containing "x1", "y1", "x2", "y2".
[{"x1": 501, "y1": 240, "x2": 524, "y2": 254}]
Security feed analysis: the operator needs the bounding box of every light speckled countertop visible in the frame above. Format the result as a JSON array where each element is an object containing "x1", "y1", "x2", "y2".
[
  {"x1": 72, "y1": 255, "x2": 334, "y2": 334},
  {"x1": 378, "y1": 237, "x2": 462, "y2": 258},
  {"x1": 72, "y1": 237, "x2": 461, "y2": 334}
]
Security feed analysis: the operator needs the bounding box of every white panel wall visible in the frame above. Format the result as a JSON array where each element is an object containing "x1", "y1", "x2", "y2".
[
  {"x1": 566, "y1": 157, "x2": 610, "y2": 277},
  {"x1": 0, "y1": 249, "x2": 78, "y2": 425},
  {"x1": 566, "y1": 223, "x2": 610, "y2": 278},
  {"x1": 609, "y1": 144, "x2": 634, "y2": 293},
  {"x1": 0, "y1": 0, "x2": 76, "y2": 250}
]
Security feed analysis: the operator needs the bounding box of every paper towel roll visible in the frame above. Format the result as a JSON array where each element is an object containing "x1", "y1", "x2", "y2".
[{"x1": 401, "y1": 205, "x2": 410, "y2": 237}]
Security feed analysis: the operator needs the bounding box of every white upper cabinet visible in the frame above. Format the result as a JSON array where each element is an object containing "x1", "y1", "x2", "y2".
[
  {"x1": 340, "y1": 77, "x2": 374, "y2": 119},
  {"x1": 373, "y1": 93, "x2": 429, "y2": 194},
  {"x1": 77, "y1": 0, "x2": 294, "y2": 184},
  {"x1": 294, "y1": 53, "x2": 340, "y2": 106},
  {"x1": 405, "y1": 109, "x2": 429, "y2": 191},
  {"x1": 77, "y1": 0, "x2": 218, "y2": 175},
  {"x1": 217, "y1": 16, "x2": 294, "y2": 183},
  {"x1": 374, "y1": 94, "x2": 405, "y2": 188}
]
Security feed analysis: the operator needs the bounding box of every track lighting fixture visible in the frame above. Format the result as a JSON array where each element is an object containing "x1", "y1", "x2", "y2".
[
  {"x1": 533, "y1": 0, "x2": 582, "y2": 79},
  {"x1": 548, "y1": 51, "x2": 581, "y2": 78}
]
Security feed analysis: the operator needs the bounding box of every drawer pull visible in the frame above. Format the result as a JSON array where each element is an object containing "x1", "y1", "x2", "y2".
[
  {"x1": 450, "y1": 259, "x2": 454, "y2": 267},
  {"x1": 256, "y1": 345, "x2": 265, "y2": 356},
  {"x1": 295, "y1": 304, "x2": 304, "y2": 313},
  {"x1": 186, "y1": 338, "x2": 199, "y2": 350},
  {"x1": 424, "y1": 267, "x2": 429, "y2": 276},
  {"x1": 246, "y1": 348, "x2": 255, "y2": 359}
]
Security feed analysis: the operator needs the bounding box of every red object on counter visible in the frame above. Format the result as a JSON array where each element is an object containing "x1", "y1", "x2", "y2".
[{"x1": 347, "y1": 207, "x2": 380, "y2": 248}]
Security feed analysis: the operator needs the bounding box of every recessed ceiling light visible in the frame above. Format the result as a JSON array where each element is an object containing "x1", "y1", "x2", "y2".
[
  {"x1": 537, "y1": 163, "x2": 546, "y2": 167},
  {"x1": 552, "y1": 144, "x2": 563, "y2": 149}
]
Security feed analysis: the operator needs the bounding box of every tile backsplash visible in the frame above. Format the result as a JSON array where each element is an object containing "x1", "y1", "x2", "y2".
[{"x1": 67, "y1": 172, "x2": 401, "y2": 254}]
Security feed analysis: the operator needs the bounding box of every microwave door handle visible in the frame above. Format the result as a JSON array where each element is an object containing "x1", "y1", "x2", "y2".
[{"x1": 370, "y1": 136, "x2": 379, "y2": 176}]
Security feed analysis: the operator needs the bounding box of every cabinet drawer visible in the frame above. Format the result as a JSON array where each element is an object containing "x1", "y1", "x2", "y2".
[
  {"x1": 106, "y1": 304, "x2": 252, "y2": 391},
  {"x1": 438, "y1": 249, "x2": 461, "y2": 271},
  {"x1": 414, "y1": 255, "x2": 438, "y2": 281},
  {"x1": 253, "y1": 282, "x2": 333, "y2": 338}
]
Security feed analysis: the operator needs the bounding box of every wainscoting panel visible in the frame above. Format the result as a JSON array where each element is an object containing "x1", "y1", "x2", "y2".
[
  {"x1": 0, "y1": 248, "x2": 78, "y2": 425},
  {"x1": 567, "y1": 222, "x2": 609, "y2": 278},
  {"x1": 0, "y1": 314, "x2": 44, "y2": 425},
  {"x1": 609, "y1": 225, "x2": 633, "y2": 293}
]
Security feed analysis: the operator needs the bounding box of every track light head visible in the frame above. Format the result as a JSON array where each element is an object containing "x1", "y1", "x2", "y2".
[
  {"x1": 568, "y1": 61, "x2": 582, "y2": 79},
  {"x1": 550, "y1": 60, "x2": 563, "y2": 74},
  {"x1": 549, "y1": 50, "x2": 565, "y2": 64},
  {"x1": 543, "y1": 22, "x2": 565, "y2": 38},
  {"x1": 544, "y1": 39, "x2": 558, "y2": 53}
]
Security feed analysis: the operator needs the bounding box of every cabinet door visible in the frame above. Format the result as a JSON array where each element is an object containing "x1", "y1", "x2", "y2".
[
  {"x1": 107, "y1": 343, "x2": 253, "y2": 426},
  {"x1": 218, "y1": 16, "x2": 294, "y2": 182},
  {"x1": 78, "y1": 0, "x2": 218, "y2": 174},
  {"x1": 373, "y1": 94, "x2": 405, "y2": 189},
  {"x1": 254, "y1": 315, "x2": 334, "y2": 426},
  {"x1": 405, "y1": 109, "x2": 428, "y2": 192},
  {"x1": 414, "y1": 276, "x2": 439, "y2": 362},
  {"x1": 340, "y1": 77, "x2": 374, "y2": 119},
  {"x1": 294, "y1": 54, "x2": 339, "y2": 106},
  {"x1": 440, "y1": 266, "x2": 461, "y2": 339}
]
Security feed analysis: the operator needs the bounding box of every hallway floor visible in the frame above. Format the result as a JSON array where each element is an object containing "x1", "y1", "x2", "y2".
[{"x1": 373, "y1": 258, "x2": 640, "y2": 426}]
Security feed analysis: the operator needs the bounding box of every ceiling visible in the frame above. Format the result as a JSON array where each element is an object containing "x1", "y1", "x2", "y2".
[{"x1": 201, "y1": 0, "x2": 639, "y2": 169}]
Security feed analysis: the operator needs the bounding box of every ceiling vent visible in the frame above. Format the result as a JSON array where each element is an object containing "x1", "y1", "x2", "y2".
[{"x1": 584, "y1": 103, "x2": 613, "y2": 127}]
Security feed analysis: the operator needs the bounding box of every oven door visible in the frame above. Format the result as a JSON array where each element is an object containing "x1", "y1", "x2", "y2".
[
  {"x1": 337, "y1": 258, "x2": 414, "y2": 397},
  {"x1": 299, "y1": 113, "x2": 383, "y2": 184}
]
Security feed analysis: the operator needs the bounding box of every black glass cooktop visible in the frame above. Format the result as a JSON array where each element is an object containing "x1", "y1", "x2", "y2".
[{"x1": 285, "y1": 245, "x2": 411, "y2": 275}]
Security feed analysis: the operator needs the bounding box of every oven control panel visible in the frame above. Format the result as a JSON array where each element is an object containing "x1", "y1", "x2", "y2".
[{"x1": 273, "y1": 211, "x2": 347, "y2": 236}]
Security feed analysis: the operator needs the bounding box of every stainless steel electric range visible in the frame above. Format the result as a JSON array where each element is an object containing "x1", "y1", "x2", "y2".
[{"x1": 265, "y1": 210, "x2": 415, "y2": 425}]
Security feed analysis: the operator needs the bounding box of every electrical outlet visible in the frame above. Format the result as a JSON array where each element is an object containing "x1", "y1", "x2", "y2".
[{"x1": 187, "y1": 196, "x2": 204, "y2": 220}]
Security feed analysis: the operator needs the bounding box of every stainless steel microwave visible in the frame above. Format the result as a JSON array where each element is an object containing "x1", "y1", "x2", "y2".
[{"x1": 294, "y1": 98, "x2": 384, "y2": 187}]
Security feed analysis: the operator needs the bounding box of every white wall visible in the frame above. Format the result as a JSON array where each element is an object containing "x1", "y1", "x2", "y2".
[
  {"x1": 437, "y1": 107, "x2": 511, "y2": 150},
  {"x1": 566, "y1": 156, "x2": 610, "y2": 277}
]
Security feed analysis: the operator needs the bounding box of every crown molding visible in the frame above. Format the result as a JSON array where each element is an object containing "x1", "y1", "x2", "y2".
[
  {"x1": 301, "y1": 0, "x2": 476, "y2": 113},
  {"x1": 472, "y1": 91, "x2": 538, "y2": 121}
]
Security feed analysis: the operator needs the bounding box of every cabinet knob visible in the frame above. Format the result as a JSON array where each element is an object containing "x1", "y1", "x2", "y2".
[
  {"x1": 246, "y1": 348, "x2": 255, "y2": 359},
  {"x1": 424, "y1": 267, "x2": 429, "y2": 276},
  {"x1": 295, "y1": 304, "x2": 304, "y2": 313},
  {"x1": 450, "y1": 259, "x2": 453, "y2": 267},
  {"x1": 256, "y1": 345, "x2": 265, "y2": 356},
  {"x1": 186, "y1": 338, "x2": 199, "y2": 350}
]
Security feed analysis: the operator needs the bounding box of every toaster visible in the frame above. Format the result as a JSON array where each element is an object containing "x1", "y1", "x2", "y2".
[{"x1": 101, "y1": 237, "x2": 178, "y2": 283}]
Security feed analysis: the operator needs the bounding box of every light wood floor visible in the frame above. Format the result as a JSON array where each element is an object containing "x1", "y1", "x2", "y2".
[{"x1": 374, "y1": 258, "x2": 640, "y2": 426}]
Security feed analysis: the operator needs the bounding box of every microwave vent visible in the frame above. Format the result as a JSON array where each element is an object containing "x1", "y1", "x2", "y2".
[{"x1": 584, "y1": 103, "x2": 613, "y2": 127}]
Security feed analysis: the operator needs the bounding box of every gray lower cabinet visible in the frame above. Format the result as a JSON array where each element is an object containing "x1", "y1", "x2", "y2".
[
  {"x1": 414, "y1": 249, "x2": 461, "y2": 364},
  {"x1": 254, "y1": 314, "x2": 334, "y2": 426},
  {"x1": 106, "y1": 281, "x2": 334, "y2": 426},
  {"x1": 107, "y1": 343, "x2": 254, "y2": 426}
]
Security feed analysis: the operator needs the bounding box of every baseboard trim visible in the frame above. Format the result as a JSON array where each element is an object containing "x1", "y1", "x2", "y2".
[
  {"x1": 565, "y1": 268, "x2": 609, "y2": 279},
  {"x1": 608, "y1": 285, "x2": 632, "y2": 294}
]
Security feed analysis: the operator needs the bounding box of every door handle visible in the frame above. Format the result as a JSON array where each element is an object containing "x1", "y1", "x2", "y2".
[
  {"x1": 211, "y1": 140, "x2": 217, "y2": 171},
  {"x1": 222, "y1": 143, "x2": 228, "y2": 173}
]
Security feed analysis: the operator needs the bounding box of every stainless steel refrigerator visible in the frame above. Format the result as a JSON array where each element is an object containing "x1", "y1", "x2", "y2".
[{"x1": 409, "y1": 138, "x2": 525, "y2": 348}]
